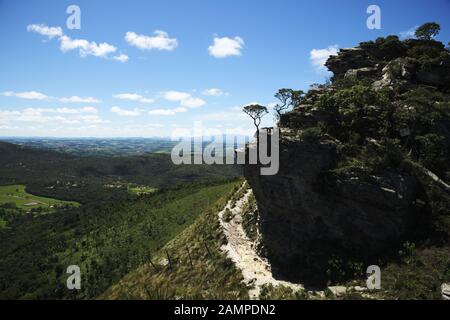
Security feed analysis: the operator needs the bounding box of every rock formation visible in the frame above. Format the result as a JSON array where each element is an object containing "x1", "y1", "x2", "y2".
[{"x1": 244, "y1": 35, "x2": 450, "y2": 285}]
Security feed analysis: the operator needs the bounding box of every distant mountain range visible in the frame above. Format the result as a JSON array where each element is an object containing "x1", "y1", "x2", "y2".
[{"x1": 0, "y1": 136, "x2": 250, "y2": 157}]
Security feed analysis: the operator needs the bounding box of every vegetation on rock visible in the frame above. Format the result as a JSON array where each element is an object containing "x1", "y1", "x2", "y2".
[{"x1": 244, "y1": 24, "x2": 450, "y2": 298}]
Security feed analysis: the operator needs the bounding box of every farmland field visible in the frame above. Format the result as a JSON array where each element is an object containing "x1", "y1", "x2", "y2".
[{"x1": 0, "y1": 185, "x2": 79, "y2": 211}]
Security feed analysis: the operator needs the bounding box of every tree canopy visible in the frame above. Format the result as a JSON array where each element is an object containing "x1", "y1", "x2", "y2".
[
  {"x1": 242, "y1": 104, "x2": 268, "y2": 131},
  {"x1": 274, "y1": 89, "x2": 304, "y2": 119},
  {"x1": 415, "y1": 22, "x2": 440, "y2": 40}
]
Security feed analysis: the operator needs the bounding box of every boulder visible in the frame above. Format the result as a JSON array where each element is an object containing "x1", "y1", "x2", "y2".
[
  {"x1": 326, "y1": 48, "x2": 376, "y2": 78},
  {"x1": 328, "y1": 286, "x2": 347, "y2": 297},
  {"x1": 372, "y1": 58, "x2": 416, "y2": 91},
  {"x1": 344, "y1": 67, "x2": 378, "y2": 80}
]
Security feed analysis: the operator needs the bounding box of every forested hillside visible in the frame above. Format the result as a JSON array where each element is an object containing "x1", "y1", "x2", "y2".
[
  {"x1": 0, "y1": 180, "x2": 240, "y2": 299},
  {"x1": 0, "y1": 140, "x2": 243, "y2": 299},
  {"x1": 101, "y1": 181, "x2": 249, "y2": 300},
  {"x1": 0, "y1": 141, "x2": 241, "y2": 204}
]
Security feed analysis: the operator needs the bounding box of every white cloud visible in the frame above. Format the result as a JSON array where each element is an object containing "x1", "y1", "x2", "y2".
[
  {"x1": 1, "y1": 91, "x2": 48, "y2": 100},
  {"x1": 148, "y1": 107, "x2": 187, "y2": 116},
  {"x1": 181, "y1": 97, "x2": 205, "y2": 108},
  {"x1": 1, "y1": 91, "x2": 101, "y2": 103},
  {"x1": 0, "y1": 107, "x2": 103, "y2": 125},
  {"x1": 208, "y1": 36, "x2": 244, "y2": 58},
  {"x1": 400, "y1": 25, "x2": 418, "y2": 39},
  {"x1": 110, "y1": 106, "x2": 141, "y2": 117},
  {"x1": 77, "y1": 115, "x2": 109, "y2": 124},
  {"x1": 200, "y1": 111, "x2": 246, "y2": 121},
  {"x1": 27, "y1": 23, "x2": 124, "y2": 61},
  {"x1": 0, "y1": 122, "x2": 174, "y2": 137},
  {"x1": 27, "y1": 24, "x2": 63, "y2": 39},
  {"x1": 55, "y1": 107, "x2": 98, "y2": 114},
  {"x1": 59, "y1": 35, "x2": 117, "y2": 58},
  {"x1": 163, "y1": 91, "x2": 192, "y2": 101},
  {"x1": 113, "y1": 53, "x2": 129, "y2": 62},
  {"x1": 223, "y1": 126, "x2": 254, "y2": 137},
  {"x1": 310, "y1": 45, "x2": 339, "y2": 73},
  {"x1": 267, "y1": 102, "x2": 277, "y2": 109},
  {"x1": 163, "y1": 91, "x2": 205, "y2": 108},
  {"x1": 125, "y1": 30, "x2": 178, "y2": 51},
  {"x1": 0, "y1": 110, "x2": 21, "y2": 124},
  {"x1": 112, "y1": 93, "x2": 154, "y2": 104},
  {"x1": 79, "y1": 106, "x2": 98, "y2": 113},
  {"x1": 140, "y1": 98, "x2": 154, "y2": 103},
  {"x1": 59, "y1": 96, "x2": 101, "y2": 103},
  {"x1": 202, "y1": 88, "x2": 228, "y2": 96},
  {"x1": 17, "y1": 109, "x2": 57, "y2": 123}
]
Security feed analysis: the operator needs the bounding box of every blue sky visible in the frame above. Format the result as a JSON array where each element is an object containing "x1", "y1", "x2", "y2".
[{"x1": 0, "y1": 0, "x2": 449, "y2": 137}]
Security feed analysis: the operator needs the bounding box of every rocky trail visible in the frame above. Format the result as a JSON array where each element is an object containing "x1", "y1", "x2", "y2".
[{"x1": 218, "y1": 185, "x2": 305, "y2": 299}]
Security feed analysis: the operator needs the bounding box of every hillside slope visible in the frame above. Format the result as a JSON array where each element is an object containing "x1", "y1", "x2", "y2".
[
  {"x1": 0, "y1": 181, "x2": 239, "y2": 299},
  {"x1": 101, "y1": 180, "x2": 249, "y2": 300}
]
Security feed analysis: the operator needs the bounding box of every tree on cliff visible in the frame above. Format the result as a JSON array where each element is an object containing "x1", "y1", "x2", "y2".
[
  {"x1": 243, "y1": 104, "x2": 268, "y2": 160},
  {"x1": 274, "y1": 89, "x2": 304, "y2": 120},
  {"x1": 415, "y1": 22, "x2": 440, "y2": 40},
  {"x1": 243, "y1": 104, "x2": 268, "y2": 136}
]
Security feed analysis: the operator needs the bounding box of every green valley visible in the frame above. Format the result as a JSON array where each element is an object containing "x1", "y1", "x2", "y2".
[{"x1": 0, "y1": 140, "x2": 243, "y2": 299}]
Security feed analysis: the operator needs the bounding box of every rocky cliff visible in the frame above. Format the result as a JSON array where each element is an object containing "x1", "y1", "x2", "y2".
[{"x1": 244, "y1": 35, "x2": 450, "y2": 285}]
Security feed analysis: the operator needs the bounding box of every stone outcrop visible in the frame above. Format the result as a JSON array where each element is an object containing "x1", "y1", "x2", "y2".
[
  {"x1": 243, "y1": 36, "x2": 450, "y2": 285},
  {"x1": 244, "y1": 135, "x2": 419, "y2": 283},
  {"x1": 326, "y1": 48, "x2": 377, "y2": 76},
  {"x1": 326, "y1": 38, "x2": 450, "y2": 90}
]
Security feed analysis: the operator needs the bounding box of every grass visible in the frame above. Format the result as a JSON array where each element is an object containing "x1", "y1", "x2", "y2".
[
  {"x1": 127, "y1": 185, "x2": 158, "y2": 196},
  {"x1": 0, "y1": 184, "x2": 79, "y2": 212},
  {"x1": 259, "y1": 284, "x2": 309, "y2": 300},
  {"x1": 100, "y1": 179, "x2": 249, "y2": 300},
  {"x1": 379, "y1": 245, "x2": 450, "y2": 299}
]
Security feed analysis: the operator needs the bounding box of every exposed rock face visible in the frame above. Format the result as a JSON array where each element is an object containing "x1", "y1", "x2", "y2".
[
  {"x1": 244, "y1": 135, "x2": 419, "y2": 283},
  {"x1": 326, "y1": 48, "x2": 377, "y2": 76},
  {"x1": 244, "y1": 36, "x2": 450, "y2": 285},
  {"x1": 326, "y1": 38, "x2": 450, "y2": 90},
  {"x1": 344, "y1": 67, "x2": 378, "y2": 80}
]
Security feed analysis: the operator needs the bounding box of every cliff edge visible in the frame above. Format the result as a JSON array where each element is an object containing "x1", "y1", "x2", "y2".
[{"x1": 244, "y1": 35, "x2": 450, "y2": 286}]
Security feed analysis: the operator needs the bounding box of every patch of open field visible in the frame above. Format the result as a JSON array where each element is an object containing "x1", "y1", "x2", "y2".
[
  {"x1": 0, "y1": 185, "x2": 79, "y2": 211},
  {"x1": 128, "y1": 185, "x2": 158, "y2": 195}
]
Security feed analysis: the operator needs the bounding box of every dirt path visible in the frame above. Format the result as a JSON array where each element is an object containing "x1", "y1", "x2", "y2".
[{"x1": 218, "y1": 186, "x2": 304, "y2": 299}]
